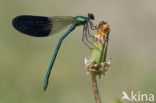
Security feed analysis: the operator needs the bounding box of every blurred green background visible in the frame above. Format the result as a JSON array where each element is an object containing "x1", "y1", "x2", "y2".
[{"x1": 0, "y1": 0, "x2": 156, "y2": 103}]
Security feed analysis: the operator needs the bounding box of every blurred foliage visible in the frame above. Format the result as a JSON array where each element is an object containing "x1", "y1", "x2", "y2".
[{"x1": 115, "y1": 99, "x2": 124, "y2": 103}]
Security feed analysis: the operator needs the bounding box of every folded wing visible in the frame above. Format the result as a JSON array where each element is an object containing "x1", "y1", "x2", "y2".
[{"x1": 12, "y1": 15, "x2": 74, "y2": 37}]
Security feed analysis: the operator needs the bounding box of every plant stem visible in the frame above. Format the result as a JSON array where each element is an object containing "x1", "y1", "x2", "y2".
[{"x1": 91, "y1": 74, "x2": 101, "y2": 103}]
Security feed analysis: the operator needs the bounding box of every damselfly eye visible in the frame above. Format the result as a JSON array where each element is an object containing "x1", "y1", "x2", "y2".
[{"x1": 88, "y1": 13, "x2": 94, "y2": 20}]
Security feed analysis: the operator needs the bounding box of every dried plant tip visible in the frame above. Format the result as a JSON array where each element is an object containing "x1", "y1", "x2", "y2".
[
  {"x1": 85, "y1": 21, "x2": 111, "y2": 77},
  {"x1": 94, "y1": 21, "x2": 110, "y2": 45}
]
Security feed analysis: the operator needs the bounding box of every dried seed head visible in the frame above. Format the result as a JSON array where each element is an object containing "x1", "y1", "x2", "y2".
[
  {"x1": 94, "y1": 21, "x2": 110, "y2": 44},
  {"x1": 85, "y1": 21, "x2": 111, "y2": 77}
]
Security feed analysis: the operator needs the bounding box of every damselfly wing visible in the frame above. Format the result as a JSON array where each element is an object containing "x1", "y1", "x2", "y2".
[{"x1": 12, "y1": 15, "x2": 75, "y2": 37}]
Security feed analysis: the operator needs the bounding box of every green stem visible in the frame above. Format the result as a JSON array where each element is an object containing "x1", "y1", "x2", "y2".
[
  {"x1": 101, "y1": 41, "x2": 108, "y2": 62},
  {"x1": 91, "y1": 74, "x2": 101, "y2": 103}
]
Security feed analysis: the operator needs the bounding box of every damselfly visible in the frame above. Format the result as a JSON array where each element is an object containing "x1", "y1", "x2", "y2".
[{"x1": 12, "y1": 13, "x2": 96, "y2": 90}]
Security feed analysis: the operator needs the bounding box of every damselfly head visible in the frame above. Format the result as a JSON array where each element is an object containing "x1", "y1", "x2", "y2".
[{"x1": 88, "y1": 13, "x2": 94, "y2": 20}]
